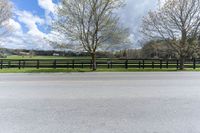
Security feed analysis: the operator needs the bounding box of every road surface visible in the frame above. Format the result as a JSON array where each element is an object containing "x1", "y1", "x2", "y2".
[{"x1": 0, "y1": 72, "x2": 200, "y2": 133}]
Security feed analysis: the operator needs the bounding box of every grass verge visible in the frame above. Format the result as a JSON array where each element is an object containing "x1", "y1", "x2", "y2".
[
  {"x1": 0, "y1": 68, "x2": 91, "y2": 73},
  {"x1": 0, "y1": 68, "x2": 199, "y2": 73}
]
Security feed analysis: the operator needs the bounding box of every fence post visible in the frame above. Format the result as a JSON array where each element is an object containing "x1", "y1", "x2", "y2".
[
  {"x1": 142, "y1": 60, "x2": 145, "y2": 69},
  {"x1": 0, "y1": 60, "x2": 2, "y2": 69},
  {"x1": 37, "y1": 60, "x2": 39, "y2": 69},
  {"x1": 152, "y1": 61, "x2": 154, "y2": 69},
  {"x1": 72, "y1": 60, "x2": 75, "y2": 69},
  {"x1": 90, "y1": 60, "x2": 92, "y2": 69},
  {"x1": 53, "y1": 60, "x2": 57, "y2": 69},
  {"x1": 67, "y1": 61, "x2": 69, "y2": 69},
  {"x1": 125, "y1": 59, "x2": 128, "y2": 69},
  {"x1": 193, "y1": 58, "x2": 196, "y2": 69},
  {"x1": 139, "y1": 61, "x2": 141, "y2": 69},
  {"x1": 18, "y1": 60, "x2": 21, "y2": 69},
  {"x1": 160, "y1": 60, "x2": 162, "y2": 69},
  {"x1": 166, "y1": 60, "x2": 169, "y2": 69},
  {"x1": 23, "y1": 61, "x2": 25, "y2": 68},
  {"x1": 176, "y1": 60, "x2": 179, "y2": 70},
  {"x1": 82, "y1": 62, "x2": 84, "y2": 69},
  {"x1": 8, "y1": 60, "x2": 11, "y2": 69}
]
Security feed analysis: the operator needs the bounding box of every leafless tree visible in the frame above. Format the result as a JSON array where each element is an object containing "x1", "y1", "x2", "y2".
[
  {"x1": 141, "y1": 0, "x2": 200, "y2": 69},
  {"x1": 0, "y1": 0, "x2": 12, "y2": 43},
  {"x1": 52, "y1": 0, "x2": 130, "y2": 70}
]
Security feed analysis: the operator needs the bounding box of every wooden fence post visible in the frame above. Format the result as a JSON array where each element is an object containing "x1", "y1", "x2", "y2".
[
  {"x1": 125, "y1": 59, "x2": 128, "y2": 69},
  {"x1": 90, "y1": 60, "x2": 92, "y2": 69},
  {"x1": 82, "y1": 62, "x2": 84, "y2": 69},
  {"x1": 0, "y1": 60, "x2": 2, "y2": 69},
  {"x1": 193, "y1": 58, "x2": 196, "y2": 69},
  {"x1": 176, "y1": 60, "x2": 179, "y2": 70},
  {"x1": 23, "y1": 61, "x2": 25, "y2": 68},
  {"x1": 139, "y1": 61, "x2": 141, "y2": 69},
  {"x1": 166, "y1": 60, "x2": 169, "y2": 69},
  {"x1": 160, "y1": 60, "x2": 162, "y2": 69},
  {"x1": 37, "y1": 60, "x2": 40, "y2": 69},
  {"x1": 18, "y1": 60, "x2": 21, "y2": 69},
  {"x1": 53, "y1": 60, "x2": 57, "y2": 69},
  {"x1": 72, "y1": 60, "x2": 75, "y2": 69},
  {"x1": 142, "y1": 60, "x2": 145, "y2": 69},
  {"x1": 152, "y1": 61, "x2": 154, "y2": 69},
  {"x1": 67, "y1": 62, "x2": 69, "y2": 69},
  {"x1": 8, "y1": 60, "x2": 11, "y2": 69}
]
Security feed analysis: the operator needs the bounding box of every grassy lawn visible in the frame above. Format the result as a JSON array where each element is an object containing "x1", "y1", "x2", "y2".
[{"x1": 0, "y1": 68, "x2": 199, "y2": 73}]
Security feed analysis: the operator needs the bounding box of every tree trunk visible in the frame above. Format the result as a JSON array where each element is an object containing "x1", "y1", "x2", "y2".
[
  {"x1": 179, "y1": 57, "x2": 185, "y2": 70},
  {"x1": 91, "y1": 53, "x2": 97, "y2": 71}
]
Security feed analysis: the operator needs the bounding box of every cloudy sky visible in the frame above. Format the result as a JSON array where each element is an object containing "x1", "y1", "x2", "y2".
[{"x1": 1, "y1": 0, "x2": 161, "y2": 50}]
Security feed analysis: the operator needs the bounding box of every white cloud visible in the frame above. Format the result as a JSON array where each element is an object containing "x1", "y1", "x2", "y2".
[
  {"x1": 16, "y1": 10, "x2": 46, "y2": 37},
  {"x1": 118, "y1": 0, "x2": 160, "y2": 47},
  {"x1": 38, "y1": 0, "x2": 57, "y2": 24},
  {"x1": 1, "y1": 9, "x2": 51, "y2": 50},
  {"x1": 38, "y1": 0, "x2": 56, "y2": 13},
  {"x1": 8, "y1": 19, "x2": 22, "y2": 32}
]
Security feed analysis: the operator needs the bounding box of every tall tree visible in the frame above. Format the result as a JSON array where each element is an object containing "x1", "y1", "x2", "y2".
[
  {"x1": 0, "y1": 0, "x2": 12, "y2": 40},
  {"x1": 141, "y1": 0, "x2": 200, "y2": 69},
  {"x1": 52, "y1": 0, "x2": 130, "y2": 70}
]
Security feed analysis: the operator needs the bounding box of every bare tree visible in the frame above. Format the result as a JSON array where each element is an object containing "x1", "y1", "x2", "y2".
[
  {"x1": 141, "y1": 0, "x2": 200, "y2": 69},
  {"x1": 52, "y1": 0, "x2": 130, "y2": 70},
  {"x1": 0, "y1": 0, "x2": 12, "y2": 41}
]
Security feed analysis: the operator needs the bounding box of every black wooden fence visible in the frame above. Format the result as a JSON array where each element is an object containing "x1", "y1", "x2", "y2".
[{"x1": 0, "y1": 58, "x2": 199, "y2": 69}]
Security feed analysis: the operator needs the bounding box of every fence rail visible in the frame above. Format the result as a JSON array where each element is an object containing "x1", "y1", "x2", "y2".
[{"x1": 0, "y1": 58, "x2": 199, "y2": 69}]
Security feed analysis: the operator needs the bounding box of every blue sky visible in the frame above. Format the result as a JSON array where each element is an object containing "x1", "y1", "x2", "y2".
[
  {"x1": 12, "y1": 0, "x2": 45, "y2": 15},
  {"x1": 12, "y1": 0, "x2": 57, "y2": 33},
  {"x1": 1, "y1": 0, "x2": 160, "y2": 50},
  {"x1": 13, "y1": 0, "x2": 45, "y2": 33},
  {"x1": 1, "y1": 0, "x2": 59, "y2": 49},
  {"x1": 11, "y1": 0, "x2": 59, "y2": 33}
]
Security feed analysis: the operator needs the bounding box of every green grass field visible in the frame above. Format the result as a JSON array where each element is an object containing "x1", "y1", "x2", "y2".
[{"x1": 2, "y1": 55, "x2": 91, "y2": 60}]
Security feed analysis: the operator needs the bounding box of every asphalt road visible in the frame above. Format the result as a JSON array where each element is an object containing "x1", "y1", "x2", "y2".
[{"x1": 0, "y1": 72, "x2": 200, "y2": 133}]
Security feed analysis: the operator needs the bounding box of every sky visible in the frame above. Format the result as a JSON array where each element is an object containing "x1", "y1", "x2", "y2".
[{"x1": 1, "y1": 0, "x2": 161, "y2": 50}]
